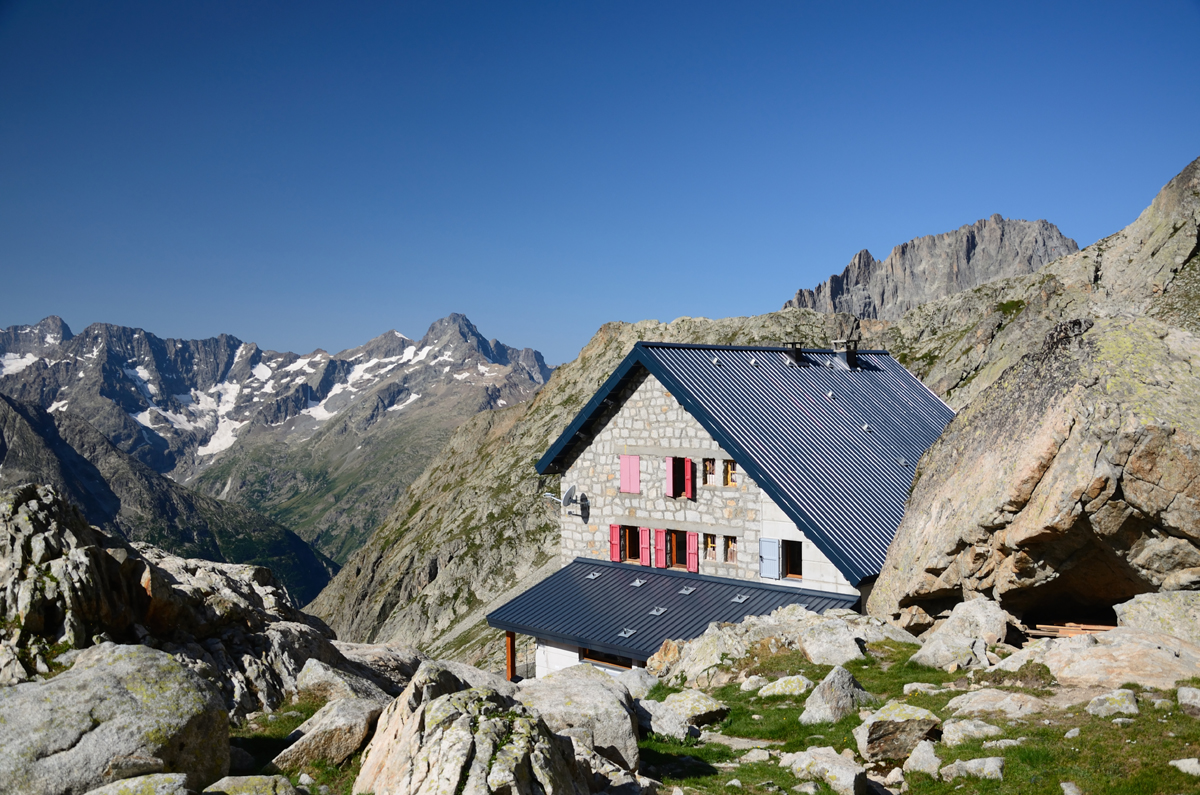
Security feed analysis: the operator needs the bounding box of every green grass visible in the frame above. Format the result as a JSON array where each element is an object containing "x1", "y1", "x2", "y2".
[
  {"x1": 644, "y1": 681, "x2": 684, "y2": 702},
  {"x1": 637, "y1": 641, "x2": 1200, "y2": 794}
]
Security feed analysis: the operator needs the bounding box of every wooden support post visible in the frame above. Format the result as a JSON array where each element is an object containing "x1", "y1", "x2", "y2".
[{"x1": 505, "y1": 631, "x2": 517, "y2": 681}]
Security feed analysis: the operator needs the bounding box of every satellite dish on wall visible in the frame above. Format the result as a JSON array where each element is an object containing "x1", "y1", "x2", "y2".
[{"x1": 562, "y1": 485, "x2": 577, "y2": 507}]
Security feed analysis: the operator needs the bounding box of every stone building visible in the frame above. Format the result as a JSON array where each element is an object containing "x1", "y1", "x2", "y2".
[{"x1": 488, "y1": 341, "x2": 954, "y2": 677}]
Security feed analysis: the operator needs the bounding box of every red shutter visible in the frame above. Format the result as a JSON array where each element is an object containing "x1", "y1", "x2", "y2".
[
  {"x1": 654, "y1": 529, "x2": 667, "y2": 568},
  {"x1": 665, "y1": 456, "x2": 675, "y2": 498},
  {"x1": 686, "y1": 531, "x2": 699, "y2": 572},
  {"x1": 639, "y1": 527, "x2": 651, "y2": 566},
  {"x1": 684, "y1": 457, "x2": 694, "y2": 500},
  {"x1": 609, "y1": 525, "x2": 620, "y2": 561}
]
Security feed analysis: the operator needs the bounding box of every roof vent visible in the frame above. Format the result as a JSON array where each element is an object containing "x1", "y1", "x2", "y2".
[
  {"x1": 630, "y1": 578, "x2": 646, "y2": 587},
  {"x1": 832, "y1": 339, "x2": 860, "y2": 369},
  {"x1": 898, "y1": 456, "x2": 909, "y2": 467},
  {"x1": 826, "y1": 390, "x2": 834, "y2": 399},
  {"x1": 784, "y1": 342, "x2": 805, "y2": 366},
  {"x1": 749, "y1": 357, "x2": 757, "y2": 366},
  {"x1": 678, "y1": 586, "x2": 696, "y2": 595},
  {"x1": 862, "y1": 423, "x2": 873, "y2": 432},
  {"x1": 649, "y1": 606, "x2": 667, "y2": 616},
  {"x1": 731, "y1": 594, "x2": 748, "y2": 604},
  {"x1": 711, "y1": 355, "x2": 721, "y2": 365},
  {"x1": 618, "y1": 628, "x2": 637, "y2": 638},
  {"x1": 585, "y1": 571, "x2": 602, "y2": 580}
]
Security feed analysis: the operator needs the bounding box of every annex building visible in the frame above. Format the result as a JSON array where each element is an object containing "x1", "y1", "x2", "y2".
[{"x1": 488, "y1": 341, "x2": 954, "y2": 677}]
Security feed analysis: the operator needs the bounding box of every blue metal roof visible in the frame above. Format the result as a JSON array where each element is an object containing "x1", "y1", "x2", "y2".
[
  {"x1": 536, "y1": 343, "x2": 955, "y2": 585},
  {"x1": 486, "y1": 558, "x2": 857, "y2": 660}
]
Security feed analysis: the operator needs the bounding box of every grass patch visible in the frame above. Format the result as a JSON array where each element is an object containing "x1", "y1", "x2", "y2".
[
  {"x1": 644, "y1": 681, "x2": 684, "y2": 702},
  {"x1": 230, "y1": 693, "x2": 326, "y2": 773}
]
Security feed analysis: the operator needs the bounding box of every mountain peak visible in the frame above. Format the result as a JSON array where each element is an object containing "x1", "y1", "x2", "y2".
[{"x1": 785, "y1": 216, "x2": 1079, "y2": 320}]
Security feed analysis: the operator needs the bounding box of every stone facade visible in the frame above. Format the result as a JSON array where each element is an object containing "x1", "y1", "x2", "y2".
[{"x1": 558, "y1": 371, "x2": 857, "y2": 597}]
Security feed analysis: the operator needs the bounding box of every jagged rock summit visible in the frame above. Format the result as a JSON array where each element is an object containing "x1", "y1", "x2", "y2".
[{"x1": 784, "y1": 215, "x2": 1078, "y2": 320}]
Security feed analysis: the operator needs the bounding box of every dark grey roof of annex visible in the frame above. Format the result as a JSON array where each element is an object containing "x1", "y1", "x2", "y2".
[
  {"x1": 486, "y1": 558, "x2": 858, "y2": 661},
  {"x1": 535, "y1": 342, "x2": 955, "y2": 586}
]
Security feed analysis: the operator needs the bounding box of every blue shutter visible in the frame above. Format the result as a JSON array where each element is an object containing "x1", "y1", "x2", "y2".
[{"x1": 759, "y1": 538, "x2": 780, "y2": 580}]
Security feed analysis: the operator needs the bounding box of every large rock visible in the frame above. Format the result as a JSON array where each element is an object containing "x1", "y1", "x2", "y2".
[
  {"x1": 0, "y1": 643, "x2": 228, "y2": 795},
  {"x1": 332, "y1": 641, "x2": 428, "y2": 696},
  {"x1": 1178, "y1": 686, "x2": 1200, "y2": 718},
  {"x1": 516, "y1": 664, "x2": 640, "y2": 771},
  {"x1": 354, "y1": 683, "x2": 589, "y2": 795},
  {"x1": 928, "y1": 599, "x2": 1012, "y2": 644},
  {"x1": 296, "y1": 659, "x2": 390, "y2": 705},
  {"x1": 780, "y1": 746, "x2": 867, "y2": 795},
  {"x1": 634, "y1": 698, "x2": 697, "y2": 742},
  {"x1": 908, "y1": 635, "x2": 988, "y2": 671},
  {"x1": 798, "y1": 666, "x2": 877, "y2": 725},
  {"x1": 902, "y1": 741, "x2": 941, "y2": 777},
  {"x1": 1114, "y1": 592, "x2": 1200, "y2": 647},
  {"x1": 270, "y1": 698, "x2": 383, "y2": 770},
  {"x1": 940, "y1": 757, "x2": 1005, "y2": 781},
  {"x1": 1086, "y1": 689, "x2": 1139, "y2": 718},
  {"x1": 799, "y1": 619, "x2": 864, "y2": 666},
  {"x1": 988, "y1": 627, "x2": 1200, "y2": 689},
  {"x1": 616, "y1": 667, "x2": 659, "y2": 701},
  {"x1": 867, "y1": 158, "x2": 1200, "y2": 626},
  {"x1": 942, "y1": 719, "x2": 1002, "y2": 747},
  {"x1": 759, "y1": 674, "x2": 813, "y2": 697},
  {"x1": 945, "y1": 688, "x2": 1047, "y2": 718},
  {"x1": 84, "y1": 774, "x2": 191, "y2": 795},
  {"x1": 203, "y1": 776, "x2": 298, "y2": 794},
  {"x1": 852, "y1": 701, "x2": 941, "y2": 760},
  {"x1": 661, "y1": 689, "x2": 729, "y2": 727}
]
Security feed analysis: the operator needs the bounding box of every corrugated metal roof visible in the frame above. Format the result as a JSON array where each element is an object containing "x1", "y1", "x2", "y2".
[
  {"x1": 486, "y1": 558, "x2": 858, "y2": 660},
  {"x1": 536, "y1": 343, "x2": 955, "y2": 585}
]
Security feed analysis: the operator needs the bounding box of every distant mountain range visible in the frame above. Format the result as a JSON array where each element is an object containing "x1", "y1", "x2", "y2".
[
  {"x1": 0, "y1": 313, "x2": 553, "y2": 566},
  {"x1": 784, "y1": 214, "x2": 1078, "y2": 320}
]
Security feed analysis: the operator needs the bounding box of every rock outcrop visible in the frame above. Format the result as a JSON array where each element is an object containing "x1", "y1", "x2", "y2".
[
  {"x1": 0, "y1": 643, "x2": 228, "y2": 795},
  {"x1": 869, "y1": 157, "x2": 1200, "y2": 627},
  {"x1": 0, "y1": 484, "x2": 403, "y2": 717},
  {"x1": 354, "y1": 660, "x2": 658, "y2": 795},
  {"x1": 784, "y1": 215, "x2": 1078, "y2": 320}
]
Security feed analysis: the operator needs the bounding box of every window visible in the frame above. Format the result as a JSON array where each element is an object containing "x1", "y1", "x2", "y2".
[
  {"x1": 724, "y1": 535, "x2": 738, "y2": 564},
  {"x1": 620, "y1": 455, "x2": 640, "y2": 493},
  {"x1": 622, "y1": 526, "x2": 640, "y2": 562},
  {"x1": 704, "y1": 533, "x2": 717, "y2": 561},
  {"x1": 722, "y1": 459, "x2": 738, "y2": 486},
  {"x1": 668, "y1": 530, "x2": 688, "y2": 569},
  {"x1": 702, "y1": 458, "x2": 716, "y2": 486},
  {"x1": 783, "y1": 540, "x2": 803, "y2": 579},
  {"x1": 666, "y1": 457, "x2": 694, "y2": 499},
  {"x1": 580, "y1": 648, "x2": 636, "y2": 669}
]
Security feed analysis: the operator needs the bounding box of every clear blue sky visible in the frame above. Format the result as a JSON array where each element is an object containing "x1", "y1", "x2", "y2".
[{"x1": 2, "y1": 1, "x2": 1198, "y2": 364}]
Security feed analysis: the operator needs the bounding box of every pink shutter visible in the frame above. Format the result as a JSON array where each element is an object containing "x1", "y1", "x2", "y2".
[
  {"x1": 684, "y1": 458, "x2": 694, "y2": 500},
  {"x1": 654, "y1": 529, "x2": 667, "y2": 568},
  {"x1": 665, "y1": 456, "x2": 675, "y2": 498},
  {"x1": 619, "y1": 456, "x2": 629, "y2": 492},
  {"x1": 631, "y1": 455, "x2": 640, "y2": 493},
  {"x1": 686, "y1": 532, "x2": 699, "y2": 572},
  {"x1": 639, "y1": 527, "x2": 651, "y2": 566},
  {"x1": 609, "y1": 525, "x2": 620, "y2": 561}
]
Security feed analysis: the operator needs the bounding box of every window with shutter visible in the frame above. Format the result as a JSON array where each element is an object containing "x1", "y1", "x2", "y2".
[
  {"x1": 686, "y1": 532, "x2": 699, "y2": 573},
  {"x1": 620, "y1": 455, "x2": 641, "y2": 493},
  {"x1": 665, "y1": 456, "x2": 676, "y2": 498},
  {"x1": 684, "y1": 458, "x2": 694, "y2": 500},
  {"x1": 609, "y1": 525, "x2": 620, "y2": 561},
  {"x1": 639, "y1": 527, "x2": 651, "y2": 566},
  {"x1": 759, "y1": 538, "x2": 780, "y2": 579},
  {"x1": 654, "y1": 529, "x2": 667, "y2": 568}
]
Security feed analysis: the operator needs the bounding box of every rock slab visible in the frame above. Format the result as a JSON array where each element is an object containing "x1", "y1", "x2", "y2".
[
  {"x1": 798, "y1": 666, "x2": 876, "y2": 725},
  {"x1": 0, "y1": 643, "x2": 228, "y2": 795}
]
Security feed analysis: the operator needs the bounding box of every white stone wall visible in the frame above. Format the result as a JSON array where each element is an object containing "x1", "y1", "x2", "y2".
[{"x1": 558, "y1": 371, "x2": 858, "y2": 598}]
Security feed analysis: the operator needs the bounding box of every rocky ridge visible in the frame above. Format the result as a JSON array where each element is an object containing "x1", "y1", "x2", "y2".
[
  {"x1": 0, "y1": 314, "x2": 552, "y2": 562},
  {"x1": 783, "y1": 214, "x2": 1078, "y2": 320}
]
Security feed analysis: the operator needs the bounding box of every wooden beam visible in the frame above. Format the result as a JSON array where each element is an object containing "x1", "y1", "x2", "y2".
[{"x1": 505, "y1": 631, "x2": 517, "y2": 681}]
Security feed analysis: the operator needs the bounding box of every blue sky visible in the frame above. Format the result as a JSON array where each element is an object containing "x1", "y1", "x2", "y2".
[{"x1": 1, "y1": 1, "x2": 1198, "y2": 364}]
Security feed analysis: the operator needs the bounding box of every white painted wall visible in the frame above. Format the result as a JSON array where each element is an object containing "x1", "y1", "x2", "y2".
[
  {"x1": 534, "y1": 638, "x2": 580, "y2": 678},
  {"x1": 760, "y1": 496, "x2": 859, "y2": 596}
]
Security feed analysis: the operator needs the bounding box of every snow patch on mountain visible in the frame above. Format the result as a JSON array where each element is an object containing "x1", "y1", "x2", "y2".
[
  {"x1": 0, "y1": 353, "x2": 39, "y2": 376},
  {"x1": 387, "y1": 393, "x2": 421, "y2": 412},
  {"x1": 252, "y1": 362, "x2": 272, "y2": 380}
]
